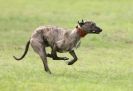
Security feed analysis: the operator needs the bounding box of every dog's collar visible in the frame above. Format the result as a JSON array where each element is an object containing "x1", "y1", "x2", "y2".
[{"x1": 76, "y1": 27, "x2": 87, "y2": 38}]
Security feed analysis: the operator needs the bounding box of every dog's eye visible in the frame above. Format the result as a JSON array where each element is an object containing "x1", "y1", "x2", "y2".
[{"x1": 91, "y1": 23, "x2": 95, "y2": 26}]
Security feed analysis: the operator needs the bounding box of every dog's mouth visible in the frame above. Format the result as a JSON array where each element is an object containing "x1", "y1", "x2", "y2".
[
  {"x1": 89, "y1": 27, "x2": 102, "y2": 34},
  {"x1": 95, "y1": 28, "x2": 102, "y2": 34},
  {"x1": 91, "y1": 29, "x2": 102, "y2": 34},
  {"x1": 96, "y1": 31, "x2": 102, "y2": 34}
]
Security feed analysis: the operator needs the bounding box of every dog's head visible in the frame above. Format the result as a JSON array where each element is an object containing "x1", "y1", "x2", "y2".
[{"x1": 77, "y1": 20, "x2": 102, "y2": 34}]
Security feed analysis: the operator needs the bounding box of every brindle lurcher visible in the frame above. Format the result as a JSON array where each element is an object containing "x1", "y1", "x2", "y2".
[{"x1": 13, "y1": 20, "x2": 102, "y2": 74}]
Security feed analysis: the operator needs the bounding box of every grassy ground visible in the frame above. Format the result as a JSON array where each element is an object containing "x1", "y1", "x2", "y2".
[{"x1": 0, "y1": 0, "x2": 133, "y2": 91}]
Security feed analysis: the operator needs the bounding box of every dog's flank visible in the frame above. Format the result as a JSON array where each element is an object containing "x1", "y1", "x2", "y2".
[{"x1": 13, "y1": 20, "x2": 102, "y2": 74}]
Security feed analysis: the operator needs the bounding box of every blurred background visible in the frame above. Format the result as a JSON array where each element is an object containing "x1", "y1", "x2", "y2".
[{"x1": 0, "y1": 0, "x2": 133, "y2": 91}]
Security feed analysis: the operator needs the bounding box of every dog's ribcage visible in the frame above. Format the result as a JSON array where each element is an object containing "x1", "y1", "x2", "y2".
[{"x1": 31, "y1": 26, "x2": 80, "y2": 52}]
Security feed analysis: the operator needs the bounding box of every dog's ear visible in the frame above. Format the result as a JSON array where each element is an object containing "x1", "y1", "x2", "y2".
[
  {"x1": 78, "y1": 21, "x2": 80, "y2": 24},
  {"x1": 78, "y1": 20, "x2": 85, "y2": 27},
  {"x1": 81, "y1": 19, "x2": 84, "y2": 23}
]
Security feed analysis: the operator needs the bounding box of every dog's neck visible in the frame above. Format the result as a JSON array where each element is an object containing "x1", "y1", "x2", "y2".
[
  {"x1": 75, "y1": 26, "x2": 87, "y2": 38},
  {"x1": 68, "y1": 27, "x2": 87, "y2": 47}
]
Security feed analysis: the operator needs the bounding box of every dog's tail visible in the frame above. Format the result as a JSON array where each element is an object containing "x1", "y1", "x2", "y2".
[{"x1": 13, "y1": 40, "x2": 30, "y2": 60}]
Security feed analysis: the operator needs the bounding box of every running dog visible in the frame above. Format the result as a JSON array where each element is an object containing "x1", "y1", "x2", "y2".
[{"x1": 13, "y1": 20, "x2": 102, "y2": 74}]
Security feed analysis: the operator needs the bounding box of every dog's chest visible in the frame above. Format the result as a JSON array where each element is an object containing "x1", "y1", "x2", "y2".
[{"x1": 55, "y1": 38, "x2": 80, "y2": 53}]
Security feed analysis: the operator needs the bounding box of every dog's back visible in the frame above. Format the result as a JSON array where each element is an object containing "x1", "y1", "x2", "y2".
[{"x1": 31, "y1": 26, "x2": 70, "y2": 47}]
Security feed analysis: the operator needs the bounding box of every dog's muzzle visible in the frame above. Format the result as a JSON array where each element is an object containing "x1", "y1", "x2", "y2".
[{"x1": 95, "y1": 27, "x2": 102, "y2": 34}]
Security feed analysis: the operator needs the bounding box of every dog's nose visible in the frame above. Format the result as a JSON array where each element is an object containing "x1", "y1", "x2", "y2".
[
  {"x1": 97, "y1": 27, "x2": 102, "y2": 32},
  {"x1": 99, "y1": 28, "x2": 102, "y2": 32},
  {"x1": 100, "y1": 28, "x2": 102, "y2": 32}
]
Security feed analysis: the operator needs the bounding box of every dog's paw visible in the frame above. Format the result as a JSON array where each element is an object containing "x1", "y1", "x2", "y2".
[
  {"x1": 66, "y1": 61, "x2": 73, "y2": 65},
  {"x1": 47, "y1": 53, "x2": 52, "y2": 58},
  {"x1": 53, "y1": 57, "x2": 69, "y2": 60},
  {"x1": 45, "y1": 70, "x2": 52, "y2": 74},
  {"x1": 63, "y1": 57, "x2": 69, "y2": 60}
]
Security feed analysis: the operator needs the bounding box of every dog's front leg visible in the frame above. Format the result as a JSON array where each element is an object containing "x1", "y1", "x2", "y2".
[
  {"x1": 48, "y1": 52, "x2": 69, "y2": 60},
  {"x1": 49, "y1": 45, "x2": 69, "y2": 60},
  {"x1": 67, "y1": 50, "x2": 78, "y2": 65}
]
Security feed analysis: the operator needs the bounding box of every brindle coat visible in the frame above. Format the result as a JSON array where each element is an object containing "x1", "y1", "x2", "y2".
[{"x1": 13, "y1": 20, "x2": 102, "y2": 74}]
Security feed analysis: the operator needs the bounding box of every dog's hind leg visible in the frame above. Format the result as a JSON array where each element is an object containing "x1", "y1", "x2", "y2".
[{"x1": 30, "y1": 39, "x2": 51, "y2": 74}]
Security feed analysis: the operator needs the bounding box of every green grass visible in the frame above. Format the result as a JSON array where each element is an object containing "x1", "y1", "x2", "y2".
[{"x1": 0, "y1": 0, "x2": 133, "y2": 91}]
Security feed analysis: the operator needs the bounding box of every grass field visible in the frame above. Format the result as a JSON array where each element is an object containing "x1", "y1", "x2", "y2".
[{"x1": 0, "y1": 0, "x2": 133, "y2": 91}]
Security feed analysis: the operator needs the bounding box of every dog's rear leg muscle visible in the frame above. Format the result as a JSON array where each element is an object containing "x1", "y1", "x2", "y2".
[
  {"x1": 30, "y1": 39, "x2": 51, "y2": 74},
  {"x1": 67, "y1": 50, "x2": 78, "y2": 65}
]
